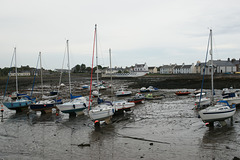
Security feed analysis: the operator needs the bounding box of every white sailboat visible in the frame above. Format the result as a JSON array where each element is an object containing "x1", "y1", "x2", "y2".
[
  {"x1": 108, "y1": 48, "x2": 135, "y2": 113},
  {"x1": 88, "y1": 24, "x2": 115, "y2": 123},
  {"x1": 199, "y1": 29, "x2": 236, "y2": 125},
  {"x1": 56, "y1": 40, "x2": 90, "y2": 116}
]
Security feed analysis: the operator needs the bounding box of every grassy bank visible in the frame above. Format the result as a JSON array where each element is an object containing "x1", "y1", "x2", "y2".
[
  {"x1": 129, "y1": 74, "x2": 240, "y2": 89},
  {"x1": 1, "y1": 73, "x2": 240, "y2": 94}
]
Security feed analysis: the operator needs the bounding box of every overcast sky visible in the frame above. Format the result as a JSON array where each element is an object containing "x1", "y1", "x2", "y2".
[{"x1": 1, "y1": 0, "x2": 240, "y2": 70}]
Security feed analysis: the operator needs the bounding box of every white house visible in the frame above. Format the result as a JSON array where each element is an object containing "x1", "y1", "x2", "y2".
[
  {"x1": 181, "y1": 63, "x2": 195, "y2": 74},
  {"x1": 134, "y1": 63, "x2": 148, "y2": 72},
  {"x1": 159, "y1": 64, "x2": 176, "y2": 74},
  {"x1": 200, "y1": 60, "x2": 237, "y2": 75},
  {"x1": 172, "y1": 63, "x2": 195, "y2": 74}
]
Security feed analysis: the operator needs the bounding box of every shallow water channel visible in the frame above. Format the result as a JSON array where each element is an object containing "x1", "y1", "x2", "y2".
[{"x1": 0, "y1": 89, "x2": 240, "y2": 160}]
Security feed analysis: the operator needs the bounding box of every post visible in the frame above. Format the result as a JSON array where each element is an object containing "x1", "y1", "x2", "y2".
[{"x1": 1, "y1": 104, "x2": 4, "y2": 122}]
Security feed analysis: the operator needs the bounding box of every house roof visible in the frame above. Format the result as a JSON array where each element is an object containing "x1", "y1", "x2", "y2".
[
  {"x1": 212, "y1": 60, "x2": 235, "y2": 66},
  {"x1": 195, "y1": 63, "x2": 205, "y2": 67},
  {"x1": 174, "y1": 65, "x2": 182, "y2": 69},
  {"x1": 160, "y1": 65, "x2": 174, "y2": 69},
  {"x1": 135, "y1": 64, "x2": 145, "y2": 67},
  {"x1": 148, "y1": 67, "x2": 156, "y2": 69},
  {"x1": 182, "y1": 65, "x2": 192, "y2": 68}
]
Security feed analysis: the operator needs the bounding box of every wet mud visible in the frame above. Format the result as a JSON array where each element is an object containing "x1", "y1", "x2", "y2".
[
  {"x1": 1, "y1": 87, "x2": 240, "y2": 159},
  {"x1": 1, "y1": 75, "x2": 240, "y2": 159}
]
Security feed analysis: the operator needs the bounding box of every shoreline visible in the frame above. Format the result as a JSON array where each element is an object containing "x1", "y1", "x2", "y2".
[{"x1": 1, "y1": 73, "x2": 240, "y2": 94}]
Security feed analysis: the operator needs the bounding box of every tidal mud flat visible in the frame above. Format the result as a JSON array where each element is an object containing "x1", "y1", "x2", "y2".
[
  {"x1": 1, "y1": 74, "x2": 240, "y2": 159},
  {"x1": 1, "y1": 73, "x2": 240, "y2": 93}
]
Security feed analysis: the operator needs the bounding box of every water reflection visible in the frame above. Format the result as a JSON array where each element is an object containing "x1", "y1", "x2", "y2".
[{"x1": 200, "y1": 112, "x2": 240, "y2": 159}]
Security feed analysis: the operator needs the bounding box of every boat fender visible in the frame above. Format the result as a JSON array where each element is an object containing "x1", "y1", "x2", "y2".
[
  {"x1": 73, "y1": 105, "x2": 75, "y2": 109},
  {"x1": 95, "y1": 120, "x2": 99, "y2": 124},
  {"x1": 1, "y1": 105, "x2": 4, "y2": 112},
  {"x1": 83, "y1": 103, "x2": 86, "y2": 108},
  {"x1": 112, "y1": 108, "x2": 114, "y2": 113}
]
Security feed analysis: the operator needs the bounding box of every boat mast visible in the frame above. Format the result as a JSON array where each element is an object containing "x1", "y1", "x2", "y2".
[
  {"x1": 109, "y1": 48, "x2": 113, "y2": 102},
  {"x1": 88, "y1": 24, "x2": 97, "y2": 110},
  {"x1": 14, "y1": 47, "x2": 18, "y2": 94},
  {"x1": 210, "y1": 29, "x2": 214, "y2": 104},
  {"x1": 95, "y1": 24, "x2": 100, "y2": 98},
  {"x1": 66, "y1": 40, "x2": 72, "y2": 96},
  {"x1": 40, "y1": 52, "x2": 43, "y2": 97}
]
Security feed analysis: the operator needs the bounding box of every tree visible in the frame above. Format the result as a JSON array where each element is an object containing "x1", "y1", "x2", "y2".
[
  {"x1": 80, "y1": 64, "x2": 86, "y2": 72},
  {"x1": 73, "y1": 64, "x2": 80, "y2": 73},
  {"x1": 85, "y1": 67, "x2": 92, "y2": 73}
]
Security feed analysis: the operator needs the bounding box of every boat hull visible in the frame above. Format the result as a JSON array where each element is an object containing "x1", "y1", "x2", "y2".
[
  {"x1": 116, "y1": 91, "x2": 132, "y2": 96},
  {"x1": 199, "y1": 106, "x2": 236, "y2": 123},
  {"x1": 195, "y1": 98, "x2": 211, "y2": 107},
  {"x1": 30, "y1": 103, "x2": 55, "y2": 111},
  {"x1": 223, "y1": 97, "x2": 240, "y2": 105},
  {"x1": 128, "y1": 98, "x2": 144, "y2": 104},
  {"x1": 57, "y1": 103, "x2": 87, "y2": 114},
  {"x1": 175, "y1": 92, "x2": 191, "y2": 96},
  {"x1": 3, "y1": 100, "x2": 32, "y2": 110},
  {"x1": 113, "y1": 101, "x2": 135, "y2": 111},
  {"x1": 89, "y1": 105, "x2": 114, "y2": 121}
]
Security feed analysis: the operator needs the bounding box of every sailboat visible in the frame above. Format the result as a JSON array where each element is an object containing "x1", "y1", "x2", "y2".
[
  {"x1": 108, "y1": 48, "x2": 135, "y2": 113},
  {"x1": 3, "y1": 47, "x2": 33, "y2": 112},
  {"x1": 88, "y1": 24, "x2": 115, "y2": 123},
  {"x1": 56, "y1": 40, "x2": 90, "y2": 116},
  {"x1": 198, "y1": 29, "x2": 236, "y2": 125},
  {"x1": 30, "y1": 52, "x2": 61, "y2": 113}
]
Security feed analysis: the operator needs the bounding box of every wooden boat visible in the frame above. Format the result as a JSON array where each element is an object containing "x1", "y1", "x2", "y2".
[
  {"x1": 175, "y1": 91, "x2": 191, "y2": 96},
  {"x1": 128, "y1": 93, "x2": 145, "y2": 104},
  {"x1": 145, "y1": 93, "x2": 165, "y2": 100}
]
